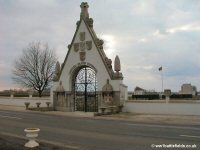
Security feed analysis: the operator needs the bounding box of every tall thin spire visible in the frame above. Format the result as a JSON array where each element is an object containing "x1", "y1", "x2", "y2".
[{"x1": 80, "y1": 2, "x2": 89, "y2": 20}]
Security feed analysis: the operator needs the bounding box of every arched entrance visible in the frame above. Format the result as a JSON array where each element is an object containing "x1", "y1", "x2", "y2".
[{"x1": 74, "y1": 66, "x2": 98, "y2": 112}]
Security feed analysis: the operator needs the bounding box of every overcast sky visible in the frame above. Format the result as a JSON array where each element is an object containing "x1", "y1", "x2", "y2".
[{"x1": 1, "y1": 0, "x2": 200, "y2": 92}]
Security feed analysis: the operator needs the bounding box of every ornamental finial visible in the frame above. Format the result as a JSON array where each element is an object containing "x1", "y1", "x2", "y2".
[
  {"x1": 114, "y1": 55, "x2": 121, "y2": 72},
  {"x1": 80, "y1": 2, "x2": 89, "y2": 20}
]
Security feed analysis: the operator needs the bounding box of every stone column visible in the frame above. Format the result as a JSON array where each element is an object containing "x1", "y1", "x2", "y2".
[
  {"x1": 29, "y1": 90, "x2": 34, "y2": 99},
  {"x1": 10, "y1": 90, "x2": 14, "y2": 98},
  {"x1": 164, "y1": 89, "x2": 171, "y2": 103}
]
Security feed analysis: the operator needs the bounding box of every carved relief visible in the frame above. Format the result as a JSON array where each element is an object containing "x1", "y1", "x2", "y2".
[
  {"x1": 102, "y1": 79, "x2": 113, "y2": 106},
  {"x1": 79, "y1": 32, "x2": 85, "y2": 41},
  {"x1": 105, "y1": 57, "x2": 112, "y2": 69},
  {"x1": 74, "y1": 43, "x2": 79, "y2": 52},
  {"x1": 86, "y1": 41, "x2": 92, "y2": 50},
  {"x1": 86, "y1": 18, "x2": 93, "y2": 28},
  {"x1": 76, "y1": 21, "x2": 80, "y2": 26},
  {"x1": 73, "y1": 32, "x2": 92, "y2": 61},
  {"x1": 68, "y1": 44, "x2": 71, "y2": 49},
  {"x1": 96, "y1": 38, "x2": 104, "y2": 49},
  {"x1": 80, "y1": 42, "x2": 85, "y2": 51},
  {"x1": 79, "y1": 51, "x2": 86, "y2": 61}
]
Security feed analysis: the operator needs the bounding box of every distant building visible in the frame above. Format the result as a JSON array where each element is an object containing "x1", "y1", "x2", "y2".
[
  {"x1": 134, "y1": 86, "x2": 146, "y2": 95},
  {"x1": 179, "y1": 84, "x2": 197, "y2": 96},
  {"x1": 132, "y1": 86, "x2": 159, "y2": 100}
]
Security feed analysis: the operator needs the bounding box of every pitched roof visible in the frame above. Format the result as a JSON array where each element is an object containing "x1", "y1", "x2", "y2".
[
  {"x1": 134, "y1": 86, "x2": 145, "y2": 91},
  {"x1": 58, "y1": 3, "x2": 122, "y2": 80}
]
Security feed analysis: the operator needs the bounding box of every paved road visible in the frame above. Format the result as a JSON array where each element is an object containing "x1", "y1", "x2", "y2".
[{"x1": 0, "y1": 110, "x2": 199, "y2": 150}]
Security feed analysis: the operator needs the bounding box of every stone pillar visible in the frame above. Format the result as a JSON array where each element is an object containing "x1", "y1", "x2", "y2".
[
  {"x1": 29, "y1": 90, "x2": 34, "y2": 99},
  {"x1": 10, "y1": 90, "x2": 14, "y2": 98},
  {"x1": 53, "y1": 92, "x2": 57, "y2": 110},
  {"x1": 164, "y1": 89, "x2": 171, "y2": 103}
]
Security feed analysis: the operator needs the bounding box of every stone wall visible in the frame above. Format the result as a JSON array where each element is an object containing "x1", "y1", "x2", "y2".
[
  {"x1": 124, "y1": 100, "x2": 200, "y2": 115},
  {"x1": 0, "y1": 97, "x2": 51, "y2": 107}
]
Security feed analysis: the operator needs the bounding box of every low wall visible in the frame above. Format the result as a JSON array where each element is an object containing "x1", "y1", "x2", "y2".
[
  {"x1": 124, "y1": 100, "x2": 200, "y2": 115},
  {"x1": 0, "y1": 97, "x2": 52, "y2": 107}
]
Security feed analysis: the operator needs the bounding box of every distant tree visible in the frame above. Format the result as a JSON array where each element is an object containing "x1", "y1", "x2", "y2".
[{"x1": 12, "y1": 42, "x2": 57, "y2": 97}]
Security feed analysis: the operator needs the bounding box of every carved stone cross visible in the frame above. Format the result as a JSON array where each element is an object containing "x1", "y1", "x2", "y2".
[{"x1": 73, "y1": 32, "x2": 92, "y2": 61}]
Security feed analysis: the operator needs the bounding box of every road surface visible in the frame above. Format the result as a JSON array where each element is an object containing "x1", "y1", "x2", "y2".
[{"x1": 0, "y1": 110, "x2": 199, "y2": 150}]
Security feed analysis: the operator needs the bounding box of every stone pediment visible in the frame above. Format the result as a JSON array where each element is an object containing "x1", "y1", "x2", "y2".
[
  {"x1": 60, "y1": 20, "x2": 115, "y2": 79},
  {"x1": 59, "y1": 3, "x2": 123, "y2": 81}
]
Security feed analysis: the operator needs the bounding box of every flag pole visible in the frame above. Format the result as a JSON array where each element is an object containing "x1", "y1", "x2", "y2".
[
  {"x1": 161, "y1": 68, "x2": 163, "y2": 95},
  {"x1": 158, "y1": 66, "x2": 163, "y2": 98}
]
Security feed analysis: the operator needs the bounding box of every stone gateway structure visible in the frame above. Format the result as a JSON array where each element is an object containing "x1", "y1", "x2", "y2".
[{"x1": 51, "y1": 2, "x2": 128, "y2": 112}]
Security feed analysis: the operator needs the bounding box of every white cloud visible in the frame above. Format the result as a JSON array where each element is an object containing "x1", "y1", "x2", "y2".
[
  {"x1": 132, "y1": 0, "x2": 155, "y2": 16},
  {"x1": 166, "y1": 23, "x2": 200, "y2": 34},
  {"x1": 153, "y1": 30, "x2": 168, "y2": 37},
  {"x1": 150, "y1": 23, "x2": 200, "y2": 40},
  {"x1": 126, "y1": 64, "x2": 154, "y2": 70},
  {"x1": 138, "y1": 38, "x2": 148, "y2": 42},
  {"x1": 100, "y1": 34, "x2": 117, "y2": 59}
]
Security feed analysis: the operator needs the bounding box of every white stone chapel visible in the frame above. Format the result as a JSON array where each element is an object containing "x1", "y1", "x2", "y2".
[{"x1": 51, "y1": 2, "x2": 128, "y2": 112}]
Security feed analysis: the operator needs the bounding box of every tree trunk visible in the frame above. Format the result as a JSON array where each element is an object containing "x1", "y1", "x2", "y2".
[{"x1": 38, "y1": 90, "x2": 42, "y2": 97}]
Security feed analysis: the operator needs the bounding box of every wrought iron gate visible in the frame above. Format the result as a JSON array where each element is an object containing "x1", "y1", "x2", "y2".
[{"x1": 74, "y1": 67, "x2": 98, "y2": 112}]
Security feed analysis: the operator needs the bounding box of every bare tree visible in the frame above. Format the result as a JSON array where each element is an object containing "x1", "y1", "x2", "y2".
[{"x1": 12, "y1": 42, "x2": 57, "y2": 97}]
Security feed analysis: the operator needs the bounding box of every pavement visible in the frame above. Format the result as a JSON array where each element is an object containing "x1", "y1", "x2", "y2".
[{"x1": 0, "y1": 104, "x2": 200, "y2": 126}]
